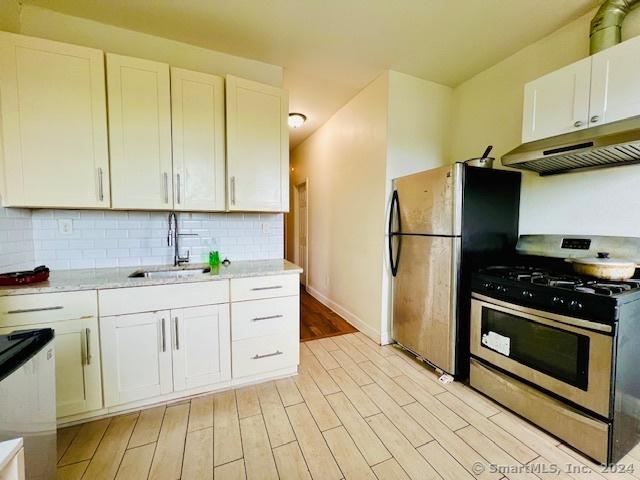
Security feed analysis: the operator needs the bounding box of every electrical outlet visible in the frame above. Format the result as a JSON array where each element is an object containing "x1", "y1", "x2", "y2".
[{"x1": 58, "y1": 218, "x2": 73, "y2": 235}]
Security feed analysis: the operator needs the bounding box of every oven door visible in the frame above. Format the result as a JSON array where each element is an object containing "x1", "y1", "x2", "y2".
[{"x1": 470, "y1": 293, "x2": 613, "y2": 417}]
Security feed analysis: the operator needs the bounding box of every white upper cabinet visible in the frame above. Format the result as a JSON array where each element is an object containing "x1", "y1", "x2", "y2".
[
  {"x1": 171, "y1": 68, "x2": 226, "y2": 211},
  {"x1": 522, "y1": 57, "x2": 592, "y2": 143},
  {"x1": 589, "y1": 35, "x2": 640, "y2": 127},
  {"x1": 226, "y1": 75, "x2": 289, "y2": 212},
  {"x1": 0, "y1": 32, "x2": 110, "y2": 208},
  {"x1": 107, "y1": 54, "x2": 173, "y2": 210}
]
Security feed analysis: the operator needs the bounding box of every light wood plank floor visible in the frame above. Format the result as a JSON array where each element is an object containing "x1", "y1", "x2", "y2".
[{"x1": 57, "y1": 332, "x2": 640, "y2": 480}]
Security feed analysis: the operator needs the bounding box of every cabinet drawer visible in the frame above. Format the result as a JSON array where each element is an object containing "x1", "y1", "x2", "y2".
[
  {"x1": 232, "y1": 333, "x2": 299, "y2": 378},
  {"x1": 0, "y1": 291, "x2": 97, "y2": 327},
  {"x1": 232, "y1": 296, "x2": 298, "y2": 341},
  {"x1": 230, "y1": 274, "x2": 298, "y2": 302},
  {"x1": 99, "y1": 281, "x2": 229, "y2": 316}
]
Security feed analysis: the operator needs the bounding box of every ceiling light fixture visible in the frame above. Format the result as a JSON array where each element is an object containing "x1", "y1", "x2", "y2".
[{"x1": 288, "y1": 113, "x2": 307, "y2": 128}]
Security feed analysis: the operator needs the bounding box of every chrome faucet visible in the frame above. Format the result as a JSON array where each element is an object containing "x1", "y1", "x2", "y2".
[{"x1": 167, "y1": 212, "x2": 197, "y2": 266}]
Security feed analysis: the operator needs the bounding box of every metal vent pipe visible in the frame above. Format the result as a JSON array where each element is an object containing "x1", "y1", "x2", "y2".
[{"x1": 590, "y1": 0, "x2": 640, "y2": 54}]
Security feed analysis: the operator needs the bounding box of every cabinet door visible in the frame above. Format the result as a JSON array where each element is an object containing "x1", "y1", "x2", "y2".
[
  {"x1": 172, "y1": 304, "x2": 230, "y2": 391},
  {"x1": 0, "y1": 317, "x2": 102, "y2": 418},
  {"x1": 107, "y1": 54, "x2": 173, "y2": 210},
  {"x1": 171, "y1": 68, "x2": 226, "y2": 211},
  {"x1": 100, "y1": 311, "x2": 173, "y2": 407},
  {"x1": 226, "y1": 75, "x2": 289, "y2": 212},
  {"x1": 590, "y1": 35, "x2": 640, "y2": 126},
  {"x1": 0, "y1": 32, "x2": 110, "y2": 208},
  {"x1": 522, "y1": 57, "x2": 591, "y2": 143}
]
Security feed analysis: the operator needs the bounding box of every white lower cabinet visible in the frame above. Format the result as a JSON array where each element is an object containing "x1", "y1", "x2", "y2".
[
  {"x1": 101, "y1": 311, "x2": 173, "y2": 407},
  {"x1": 100, "y1": 304, "x2": 231, "y2": 407}
]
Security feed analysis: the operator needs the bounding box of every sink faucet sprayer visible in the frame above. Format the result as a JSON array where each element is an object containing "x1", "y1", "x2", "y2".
[{"x1": 167, "y1": 211, "x2": 198, "y2": 266}]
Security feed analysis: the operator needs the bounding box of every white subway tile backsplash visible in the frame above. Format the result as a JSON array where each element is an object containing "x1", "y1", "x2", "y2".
[{"x1": 0, "y1": 206, "x2": 35, "y2": 272}]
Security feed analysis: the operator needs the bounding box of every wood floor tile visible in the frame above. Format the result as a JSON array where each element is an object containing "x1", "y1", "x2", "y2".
[
  {"x1": 352, "y1": 343, "x2": 402, "y2": 377},
  {"x1": 490, "y1": 410, "x2": 560, "y2": 449},
  {"x1": 371, "y1": 458, "x2": 410, "y2": 480},
  {"x1": 333, "y1": 334, "x2": 368, "y2": 363},
  {"x1": 444, "y1": 381, "x2": 501, "y2": 417},
  {"x1": 82, "y1": 413, "x2": 138, "y2": 480},
  {"x1": 187, "y1": 394, "x2": 213, "y2": 432},
  {"x1": 359, "y1": 361, "x2": 414, "y2": 406},
  {"x1": 273, "y1": 441, "x2": 312, "y2": 480},
  {"x1": 299, "y1": 349, "x2": 341, "y2": 395},
  {"x1": 457, "y1": 425, "x2": 541, "y2": 480},
  {"x1": 236, "y1": 385, "x2": 261, "y2": 418},
  {"x1": 439, "y1": 392, "x2": 537, "y2": 464},
  {"x1": 306, "y1": 339, "x2": 341, "y2": 370},
  {"x1": 404, "y1": 402, "x2": 500, "y2": 480},
  {"x1": 329, "y1": 368, "x2": 380, "y2": 418},
  {"x1": 214, "y1": 459, "x2": 246, "y2": 479},
  {"x1": 386, "y1": 356, "x2": 445, "y2": 395},
  {"x1": 418, "y1": 440, "x2": 474, "y2": 480},
  {"x1": 559, "y1": 445, "x2": 626, "y2": 480},
  {"x1": 527, "y1": 457, "x2": 576, "y2": 480},
  {"x1": 57, "y1": 425, "x2": 81, "y2": 462},
  {"x1": 115, "y1": 444, "x2": 155, "y2": 480},
  {"x1": 59, "y1": 418, "x2": 111, "y2": 466},
  {"x1": 355, "y1": 332, "x2": 396, "y2": 358},
  {"x1": 367, "y1": 413, "x2": 440, "y2": 480},
  {"x1": 275, "y1": 377, "x2": 304, "y2": 406},
  {"x1": 286, "y1": 403, "x2": 342, "y2": 480},
  {"x1": 148, "y1": 402, "x2": 189, "y2": 480},
  {"x1": 256, "y1": 381, "x2": 296, "y2": 447},
  {"x1": 181, "y1": 427, "x2": 213, "y2": 480},
  {"x1": 240, "y1": 414, "x2": 278, "y2": 480},
  {"x1": 324, "y1": 425, "x2": 377, "y2": 480},
  {"x1": 361, "y1": 384, "x2": 431, "y2": 448},
  {"x1": 318, "y1": 336, "x2": 340, "y2": 351},
  {"x1": 128, "y1": 405, "x2": 165, "y2": 448},
  {"x1": 213, "y1": 389, "x2": 243, "y2": 466},
  {"x1": 395, "y1": 375, "x2": 467, "y2": 430},
  {"x1": 57, "y1": 460, "x2": 89, "y2": 480},
  {"x1": 330, "y1": 348, "x2": 374, "y2": 386},
  {"x1": 326, "y1": 392, "x2": 391, "y2": 466},
  {"x1": 294, "y1": 371, "x2": 341, "y2": 431}
]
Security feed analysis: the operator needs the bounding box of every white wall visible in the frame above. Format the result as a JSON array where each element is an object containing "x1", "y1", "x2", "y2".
[
  {"x1": 450, "y1": 8, "x2": 640, "y2": 237},
  {"x1": 288, "y1": 73, "x2": 390, "y2": 339},
  {"x1": 0, "y1": 0, "x2": 20, "y2": 32},
  {"x1": 16, "y1": 5, "x2": 283, "y2": 86}
]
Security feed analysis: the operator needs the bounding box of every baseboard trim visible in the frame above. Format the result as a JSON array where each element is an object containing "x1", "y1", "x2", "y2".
[{"x1": 306, "y1": 285, "x2": 381, "y2": 342}]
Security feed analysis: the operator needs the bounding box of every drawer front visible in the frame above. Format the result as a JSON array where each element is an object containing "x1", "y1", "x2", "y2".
[
  {"x1": 0, "y1": 291, "x2": 97, "y2": 326},
  {"x1": 232, "y1": 296, "x2": 299, "y2": 341},
  {"x1": 232, "y1": 333, "x2": 299, "y2": 378},
  {"x1": 99, "y1": 281, "x2": 229, "y2": 316},
  {"x1": 230, "y1": 274, "x2": 298, "y2": 302}
]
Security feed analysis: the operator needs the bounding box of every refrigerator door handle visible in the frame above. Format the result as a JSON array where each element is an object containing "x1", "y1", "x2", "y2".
[{"x1": 389, "y1": 189, "x2": 402, "y2": 277}]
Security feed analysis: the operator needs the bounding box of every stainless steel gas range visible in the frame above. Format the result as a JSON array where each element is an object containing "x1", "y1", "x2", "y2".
[{"x1": 469, "y1": 234, "x2": 640, "y2": 465}]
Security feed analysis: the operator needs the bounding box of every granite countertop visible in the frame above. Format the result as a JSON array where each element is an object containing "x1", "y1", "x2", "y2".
[{"x1": 0, "y1": 259, "x2": 302, "y2": 296}]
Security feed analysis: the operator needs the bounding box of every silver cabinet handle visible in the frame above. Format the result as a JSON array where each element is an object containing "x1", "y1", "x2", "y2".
[
  {"x1": 176, "y1": 173, "x2": 181, "y2": 204},
  {"x1": 85, "y1": 328, "x2": 92, "y2": 365},
  {"x1": 174, "y1": 316, "x2": 180, "y2": 350},
  {"x1": 574, "y1": 120, "x2": 584, "y2": 128},
  {"x1": 252, "y1": 315, "x2": 283, "y2": 322},
  {"x1": 591, "y1": 115, "x2": 600, "y2": 123},
  {"x1": 163, "y1": 172, "x2": 169, "y2": 203},
  {"x1": 251, "y1": 286, "x2": 283, "y2": 291},
  {"x1": 230, "y1": 176, "x2": 236, "y2": 205},
  {"x1": 161, "y1": 318, "x2": 166, "y2": 352},
  {"x1": 7, "y1": 306, "x2": 63, "y2": 314},
  {"x1": 252, "y1": 350, "x2": 283, "y2": 360},
  {"x1": 97, "y1": 168, "x2": 104, "y2": 201}
]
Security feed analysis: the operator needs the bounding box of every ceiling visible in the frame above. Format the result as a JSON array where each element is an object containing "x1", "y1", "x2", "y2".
[{"x1": 24, "y1": 0, "x2": 601, "y2": 148}]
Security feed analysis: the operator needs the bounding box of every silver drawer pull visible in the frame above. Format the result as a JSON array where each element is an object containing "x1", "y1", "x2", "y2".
[
  {"x1": 251, "y1": 286, "x2": 283, "y2": 291},
  {"x1": 252, "y1": 350, "x2": 283, "y2": 360},
  {"x1": 85, "y1": 328, "x2": 92, "y2": 365},
  {"x1": 252, "y1": 314, "x2": 283, "y2": 322},
  {"x1": 7, "y1": 306, "x2": 64, "y2": 314},
  {"x1": 161, "y1": 318, "x2": 166, "y2": 352}
]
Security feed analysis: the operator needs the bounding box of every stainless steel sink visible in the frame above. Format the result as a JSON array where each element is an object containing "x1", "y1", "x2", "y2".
[{"x1": 129, "y1": 267, "x2": 211, "y2": 279}]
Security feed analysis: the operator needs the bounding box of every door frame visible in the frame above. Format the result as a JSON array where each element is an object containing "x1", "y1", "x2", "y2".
[{"x1": 292, "y1": 179, "x2": 309, "y2": 287}]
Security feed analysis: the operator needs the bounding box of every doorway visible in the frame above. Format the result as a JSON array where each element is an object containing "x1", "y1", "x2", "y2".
[{"x1": 294, "y1": 180, "x2": 308, "y2": 286}]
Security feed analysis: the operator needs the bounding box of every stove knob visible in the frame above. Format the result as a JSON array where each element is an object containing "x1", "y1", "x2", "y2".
[
  {"x1": 522, "y1": 290, "x2": 534, "y2": 299},
  {"x1": 482, "y1": 282, "x2": 495, "y2": 290},
  {"x1": 552, "y1": 296, "x2": 565, "y2": 307},
  {"x1": 568, "y1": 300, "x2": 583, "y2": 311},
  {"x1": 496, "y1": 285, "x2": 509, "y2": 294}
]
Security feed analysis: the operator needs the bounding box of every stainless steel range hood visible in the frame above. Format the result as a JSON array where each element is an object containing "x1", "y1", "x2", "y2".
[{"x1": 502, "y1": 115, "x2": 640, "y2": 175}]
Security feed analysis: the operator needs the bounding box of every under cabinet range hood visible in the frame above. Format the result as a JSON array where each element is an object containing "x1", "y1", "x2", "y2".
[{"x1": 502, "y1": 115, "x2": 640, "y2": 175}]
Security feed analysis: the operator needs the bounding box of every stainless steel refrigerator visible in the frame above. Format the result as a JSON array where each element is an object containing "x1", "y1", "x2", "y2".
[{"x1": 388, "y1": 163, "x2": 520, "y2": 377}]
